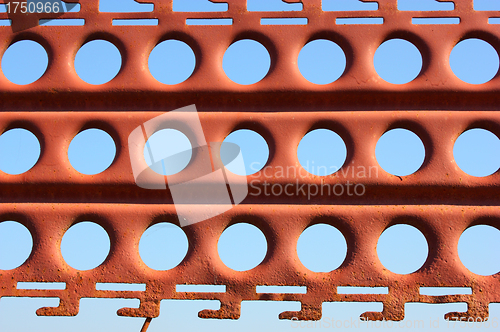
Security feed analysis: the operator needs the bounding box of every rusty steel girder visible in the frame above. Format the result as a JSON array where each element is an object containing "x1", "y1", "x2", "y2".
[
  {"x1": 0, "y1": 0, "x2": 499, "y2": 111},
  {"x1": 1, "y1": 203, "x2": 499, "y2": 321},
  {"x1": 1, "y1": 111, "x2": 500, "y2": 204},
  {"x1": 1, "y1": 0, "x2": 500, "y2": 327}
]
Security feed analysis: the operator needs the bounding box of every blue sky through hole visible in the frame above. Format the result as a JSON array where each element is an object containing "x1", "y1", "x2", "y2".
[
  {"x1": 297, "y1": 224, "x2": 347, "y2": 272},
  {"x1": 149, "y1": 40, "x2": 196, "y2": 85},
  {"x1": 144, "y1": 129, "x2": 192, "y2": 176},
  {"x1": 298, "y1": 40, "x2": 346, "y2": 85},
  {"x1": 218, "y1": 223, "x2": 267, "y2": 272},
  {"x1": 60, "y1": 222, "x2": 111, "y2": 271},
  {"x1": 376, "y1": 224, "x2": 429, "y2": 275},
  {"x1": 2, "y1": 0, "x2": 500, "y2": 331},
  {"x1": 68, "y1": 128, "x2": 116, "y2": 175},
  {"x1": 139, "y1": 223, "x2": 189, "y2": 271},
  {"x1": 75, "y1": 40, "x2": 122, "y2": 85},
  {"x1": 374, "y1": 39, "x2": 422, "y2": 85},
  {"x1": 375, "y1": 128, "x2": 426, "y2": 176}
]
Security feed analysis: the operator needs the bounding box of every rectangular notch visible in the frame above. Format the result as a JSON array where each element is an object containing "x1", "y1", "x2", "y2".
[
  {"x1": 337, "y1": 287, "x2": 389, "y2": 294},
  {"x1": 39, "y1": 19, "x2": 85, "y2": 26},
  {"x1": 398, "y1": 0, "x2": 454, "y2": 11},
  {"x1": 256, "y1": 286, "x2": 307, "y2": 294},
  {"x1": 112, "y1": 19, "x2": 158, "y2": 26},
  {"x1": 261, "y1": 18, "x2": 308, "y2": 25},
  {"x1": 322, "y1": 0, "x2": 378, "y2": 11},
  {"x1": 173, "y1": 0, "x2": 228, "y2": 12},
  {"x1": 186, "y1": 18, "x2": 233, "y2": 26},
  {"x1": 412, "y1": 17, "x2": 460, "y2": 24},
  {"x1": 17, "y1": 282, "x2": 66, "y2": 290},
  {"x1": 336, "y1": 17, "x2": 383, "y2": 25},
  {"x1": 419, "y1": 287, "x2": 472, "y2": 296},
  {"x1": 96, "y1": 283, "x2": 146, "y2": 291},
  {"x1": 176, "y1": 285, "x2": 226, "y2": 293}
]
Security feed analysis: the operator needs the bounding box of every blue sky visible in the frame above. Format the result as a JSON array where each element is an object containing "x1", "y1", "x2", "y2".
[{"x1": 1, "y1": 0, "x2": 500, "y2": 331}]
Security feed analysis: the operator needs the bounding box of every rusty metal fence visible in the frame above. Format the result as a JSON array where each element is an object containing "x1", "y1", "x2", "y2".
[{"x1": 1, "y1": 0, "x2": 500, "y2": 329}]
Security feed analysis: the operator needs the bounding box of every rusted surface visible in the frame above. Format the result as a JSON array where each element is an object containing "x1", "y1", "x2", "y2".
[
  {"x1": 2, "y1": 111, "x2": 500, "y2": 204},
  {"x1": 1, "y1": 110, "x2": 499, "y2": 321},
  {"x1": 1, "y1": 204, "x2": 499, "y2": 320},
  {"x1": 0, "y1": 0, "x2": 499, "y2": 110},
  {"x1": 1, "y1": 0, "x2": 499, "y2": 324}
]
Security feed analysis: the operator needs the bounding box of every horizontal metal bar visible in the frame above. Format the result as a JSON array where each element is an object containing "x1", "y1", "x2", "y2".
[
  {"x1": 0, "y1": 1, "x2": 498, "y2": 110},
  {"x1": 0, "y1": 203, "x2": 497, "y2": 320},
  {"x1": 1, "y1": 111, "x2": 498, "y2": 205}
]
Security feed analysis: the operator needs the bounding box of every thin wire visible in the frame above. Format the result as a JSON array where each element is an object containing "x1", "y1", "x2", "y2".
[{"x1": 140, "y1": 317, "x2": 153, "y2": 332}]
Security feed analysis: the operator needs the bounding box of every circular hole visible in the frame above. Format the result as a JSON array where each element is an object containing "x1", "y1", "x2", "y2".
[
  {"x1": 374, "y1": 39, "x2": 423, "y2": 84},
  {"x1": 75, "y1": 40, "x2": 122, "y2": 85},
  {"x1": 223, "y1": 39, "x2": 271, "y2": 85},
  {"x1": 1, "y1": 40, "x2": 48, "y2": 85},
  {"x1": 139, "y1": 222, "x2": 189, "y2": 271},
  {"x1": 68, "y1": 129, "x2": 116, "y2": 175},
  {"x1": 458, "y1": 225, "x2": 500, "y2": 276},
  {"x1": 61, "y1": 222, "x2": 110, "y2": 271},
  {"x1": 376, "y1": 128, "x2": 425, "y2": 176},
  {"x1": 453, "y1": 128, "x2": 500, "y2": 177},
  {"x1": 297, "y1": 224, "x2": 347, "y2": 272},
  {"x1": 298, "y1": 39, "x2": 346, "y2": 85},
  {"x1": 0, "y1": 221, "x2": 33, "y2": 270},
  {"x1": 221, "y1": 129, "x2": 269, "y2": 176},
  {"x1": 377, "y1": 224, "x2": 428, "y2": 274},
  {"x1": 0, "y1": 128, "x2": 41, "y2": 175},
  {"x1": 148, "y1": 39, "x2": 196, "y2": 85},
  {"x1": 218, "y1": 223, "x2": 267, "y2": 271},
  {"x1": 450, "y1": 38, "x2": 499, "y2": 85},
  {"x1": 297, "y1": 129, "x2": 347, "y2": 176},
  {"x1": 143, "y1": 129, "x2": 192, "y2": 176}
]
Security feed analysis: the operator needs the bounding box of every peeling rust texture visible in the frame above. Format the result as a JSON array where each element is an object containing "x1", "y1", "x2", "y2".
[{"x1": 1, "y1": 0, "x2": 500, "y2": 323}]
